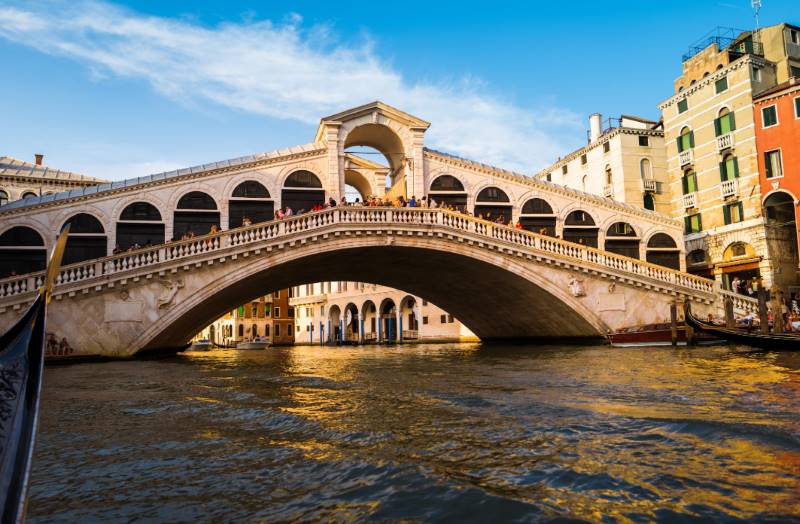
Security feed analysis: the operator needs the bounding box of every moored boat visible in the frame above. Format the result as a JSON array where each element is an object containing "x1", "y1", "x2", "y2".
[
  {"x1": 189, "y1": 338, "x2": 214, "y2": 351},
  {"x1": 608, "y1": 322, "x2": 722, "y2": 346},
  {"x1": 236, "y1": 336, "x2": 270, "y2": 350},
  {"x1": 685, "y1": 304, "x2": 800, "y2": 351}
]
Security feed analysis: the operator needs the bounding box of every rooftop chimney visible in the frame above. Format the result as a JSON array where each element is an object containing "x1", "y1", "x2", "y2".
[
  {"x1": 589, "y1": 114, "x2": 602, "y2": 142},
  {"x1": 34, "y1": 154, "x2": 43, "y2": 166}
]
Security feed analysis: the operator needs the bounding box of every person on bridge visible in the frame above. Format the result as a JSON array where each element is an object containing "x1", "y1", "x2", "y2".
[
  {"x1": 409, "y1": 195, "x2": 417, "y2": 207},
  {"x1": 328, "y1": 197, "x2": 337, "y2": 207}
]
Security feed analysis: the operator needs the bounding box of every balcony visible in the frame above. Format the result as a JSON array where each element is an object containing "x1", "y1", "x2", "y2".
[
  {"x1": 642, "y1": 179, "x2": 657, "y2": 192},
  {"x1": 716, "y1": 133, "x2": 734, "y2": 151},
  {"x1": 603, "y1": 185, "x2": 614, "y2": 198},
  {"x1": 682, "y1": 192, "x2": 697, "y2": 208},
  {"x1": 720, "y1": 178, "x2": 738, "y2": 198},
  {"x1": 679, "y1": 149, "x2": 693, "y2": 167}
]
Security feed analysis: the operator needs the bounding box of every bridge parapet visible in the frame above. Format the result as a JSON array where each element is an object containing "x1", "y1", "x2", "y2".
[{"x1": 1, "y1": 207, "x2": 719, "y2": 312}]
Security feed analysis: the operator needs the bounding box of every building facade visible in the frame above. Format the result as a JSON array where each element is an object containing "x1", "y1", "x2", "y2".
[
  {"x1": 0, "y1": 155, "x2": 107, "y2": 205},
  {"x1": 658, "y1": 24, "x2": 799, "y2": 289},
  {"x1": 290, "y1": 282, "x2": 476, "y2": 344},
  {"x1": 755, "y1": 78, "x2": 800, "y2": 290},
  {"x1": 535, "y1": 114, "x2": 670, "y2": 216},
  {"x1": 196, "y1": 290, "x2": 295, "y2": 346}
]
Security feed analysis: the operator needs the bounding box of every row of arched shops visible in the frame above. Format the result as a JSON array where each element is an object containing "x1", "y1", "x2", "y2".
[
  {"x1": 0, "y1": 170, "x2": 684, "y2": 278},
  {"x1": 311, "y1": 297, "x2": 419, "y2": 344}
]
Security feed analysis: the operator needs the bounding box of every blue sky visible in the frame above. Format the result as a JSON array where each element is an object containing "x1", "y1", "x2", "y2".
[{"x1": 0, "y1": 0, "x2": 796, "y2": 180}]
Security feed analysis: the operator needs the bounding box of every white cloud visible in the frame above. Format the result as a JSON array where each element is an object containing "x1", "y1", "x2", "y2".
[{"x1": 0, "y1": 0, "x2": 582, "y2": 173}]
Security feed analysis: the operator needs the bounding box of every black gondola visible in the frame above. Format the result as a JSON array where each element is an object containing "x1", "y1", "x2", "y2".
[
  {"x1": 0, "y1": 227, "x2": 68, "y2": 522},
  {"x1": 685, "y1": 303, "x2": 800, "y2": 351}
]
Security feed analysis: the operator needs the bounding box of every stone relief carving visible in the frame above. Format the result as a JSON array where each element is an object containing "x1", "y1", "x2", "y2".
[
  {"x1": 568, "y1": 276, "x2": 586, "y2": 297},
  {"x1": 157, "y1": 278, "x2": 185, "y2": 309},
  {"x1": 608, "y1": 282, "x2": 616, "y2": 294}
]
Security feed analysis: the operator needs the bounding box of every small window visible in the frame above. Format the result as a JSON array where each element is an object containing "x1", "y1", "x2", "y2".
[
  {"x1": 714, "y1": 108, "x2": 736, "y2": 136},
  {"x1": 719, "y1": 154, "x2": 739, "y2": 181},
  {"x1": 791, "y1": 29, "x2": 799, "y2": 45},
  {"x1": 792, "y1": 65, "x2": 800, "y2": 78},
  {"x1": 440, "y1": 314, "x2": 446, "y2": 323},
  {"x1": 731, "y1": 242, "x2": 747, "y2": 257},
  {"x1": 723, "y1": 201, "x2": 744, "y2": 225},
  {"x1": 296, "y1": 324, "x2": 300, "y2": 333},
  {"x1": 288, "y1": 307, "x2": 294, "y2": 318},
  {"x1": 765, "y1": 150, "x2": 784, "y2": 178},
  {"x1": 603, "y1": 142, "x2": 610, "y2": 153},
  {"x1": 275, "y1": 324, "x2": 280, "y2": 337},
  {"x1": 794, "y1": 97, "x2": 800, "y2": 118},
  {"x1": 0, "y1": 190, "x2": 8, "y2": 206},
  {"x1": 638, "y1": 136, "x2": 649, "y2": 146},
  {"x1": 273, "y1": 306, "x2": 280, "y2": 318},
  {"x1": 273, "y1": 290, "x2": 280, "y2": 299},
  {"x1": 682, "y1": 170, "x2": 698, "y2": 194},
  {"x1": 752, "y1": 66, "x2": 761, "y2": 82},
  {"x1": 423, "y1": 316, "x2": 429, "y2": 325},
  {"x1": 715, "y1": 76, "x2": 728, "y2": 94},
  {"x1": 562, "y1": 165, "x2": 568, "y2": 174},
  {"x1": 677, "y1": 128, "x2": 694, "y2": 152},
  {"x1": 264, "y1": 324, "x2": 270, "y2": 336},
  {"x1": 762, "y1": 105, "x2": 778, "y2": 127},
  {"x1": 448, "y1": 314, "x2": 454, "y2": 323},
  {"x1": 581, "y1": 154, "x2": 587, "y2": 165},
  {"x1": 251, "y1": 303, "x2": 258, "y2": 317},
  {"x1": 546, "y1": 173, "x2": 552, "y2": 182},
  {"x1": 684, "y1": 214, "x2": 703, "y2": 234},
  {"x1": 677, "y1": 99, "x2": 688, "y2": 113}
]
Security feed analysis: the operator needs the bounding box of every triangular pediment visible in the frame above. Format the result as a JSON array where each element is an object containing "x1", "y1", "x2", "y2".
[{"x1": 315, "y1": 101, "x2": 430, "y2": 141}]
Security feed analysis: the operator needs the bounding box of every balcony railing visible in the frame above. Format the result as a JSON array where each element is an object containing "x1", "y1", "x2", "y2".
[
  {"x1": 363, "y1": 332, "x2": 377, "y2": 342},
  {"x1": 603, "y1": 185, "x2": 614, "y2": 198},
  {"x1": 679, "y1": 149, "x2": 693, "y2": 167},
  {"x1": 716, "y1": 133, "x2": 734, "y2": 151},
  {"x1": 682, "y1": 192, "x2": 697, "y2": 208},
  {"x1": 642, "y1": 179, "x2": 657, "y2": 192},
  {"x1": 402, "y1": 330, "x2": 419, "y2": 340},
  {"x1": 720, "y1": 179, "x2": 738, "y2": 198}
]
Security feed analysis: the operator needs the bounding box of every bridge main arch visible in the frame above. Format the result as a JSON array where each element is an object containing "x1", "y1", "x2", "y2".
[{"x1": 131, "y1": 235, "x2": 609, "y2": 354}]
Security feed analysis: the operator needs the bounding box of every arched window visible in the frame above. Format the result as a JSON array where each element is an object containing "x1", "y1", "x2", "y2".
[
  {"x1": 238, "y1": 324, "x2": 244, "y2": 338},
  {"x1": 0, "y1": 226, "x2": 46, "y2": 277},
  {"x1": 678, "y1": 127, "x2": 694, "y2": 153},
  {"x1": 715, "y1": 107, "x2": 736, "y2": 137},
  {"x1": 646, "y1": 233, "x2": 680, "y2": 270},
  {"x1": 21, "y1": 191, "x2": 37, "y2": 199},
  {"x1": 230, "y1": 181, "x2": 274, "y2": 228},
  {"x1": 519, "y1": 198, "x2": 555, "y2": 235},
  {"x1": 605, "y1": 166, "x2": 613, "y2": 185},
  {"x1": 62, "y1": 214, "x2": 107, "y2": 264},
  {"x1": 643, "y1": 193, "x2": 655, "y2": 211},
  {"x1": 173, "y1": 191, "x2": 220, "y2": 240},
  {"x1": 581, "y1": 175, "x2": 588, "y2": 191},
  {"x1": 428, "y1": 175, "x2": 467, "y2": 211},
  {"x1": 605, "y1": 222, "x2": 639, "y2": 259},
  {"x1": 0, "y1": 189, "x2": 8, "y2": 206},
  {"x1": 282, "y1": 170, "x2": 324, "y2": 213},
  {"x1": 720, "y1": 153, "x2": 738, "y2": 181},
  {"x1": 521, "y1": 198, "x2": 553, "y2": 215},
  {"x1": 251, "y1": 325, "x2": 258, "y2": 337},
  {"x1": 117, "y1": 202, "x2": 165, "y2": 250},
  {"x1": 686, "y1": 249, "x2": 708, "y2": 274},
  {"x1": 640, "y1": 158, "x2": 652, "y2": 180},
  {"x1": 563, "y1": 210, "x2": 598, "y2": 247},
  {"x1": 474, "y1": 186, "x2": 512, "y2": 221}
]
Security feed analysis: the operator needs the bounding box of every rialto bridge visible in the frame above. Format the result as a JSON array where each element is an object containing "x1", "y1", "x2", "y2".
[{"x1": 0, "y1": 102, "x2": 756, "y2": 356}]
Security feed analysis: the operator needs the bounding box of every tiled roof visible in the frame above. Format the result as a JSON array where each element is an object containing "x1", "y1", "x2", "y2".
[
  {"x1": 0, "y1": 156, "x2": 108, "y2": 184},
  {"x1": 0, "y1": 143, "x2": 325, "y2": 211}
]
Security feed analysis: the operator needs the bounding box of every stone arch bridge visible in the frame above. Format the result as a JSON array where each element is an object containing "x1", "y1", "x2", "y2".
[{"x1": 0, "y1": 102, "x2": 757, "y2": 356}]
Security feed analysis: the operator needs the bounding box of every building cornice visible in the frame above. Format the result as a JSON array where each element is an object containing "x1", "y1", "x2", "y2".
[{"x1": 658, "y1": 54, "x2": 769, "y2": 110}]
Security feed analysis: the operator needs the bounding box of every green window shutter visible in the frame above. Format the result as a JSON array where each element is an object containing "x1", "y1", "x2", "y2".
[
  {"x1": 737, "y1": 202, "x2": 744, "y2": 221},
  {"x1": 714, "y1": 118, "x2": 722, "y2": 137},
  {"x1": 684, "y1": 216, "x2": 690, "y2": 233},
  {"x1": 689, "y1": 131, "x2": 695, "y2": 148},
  {"x1": 682, "y1": 175, "x2": 688, "y2": 194},
  {"x1": 729, "y1": 112, "x2": 736, "y2": 131},
  {"x1": 719, "y1": 161, "x2": 727, "y2": 181},
  {"x1": 677, "y1": 136, "x2": 684, "y2": 153},
  {"x1": 733, "y1": 157, "x2": 739, "y2": 178},
  {"x1": 697, "y1": 214, "x2": 702, "y2": 231},
  {"x1": 723, "y1": 205, "x2": 731, "y2": 225}
]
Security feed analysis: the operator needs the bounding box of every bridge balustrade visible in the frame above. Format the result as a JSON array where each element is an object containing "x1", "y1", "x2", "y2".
[{"x1": 0, "y1": 207, "x2": 719, "y2": 305}]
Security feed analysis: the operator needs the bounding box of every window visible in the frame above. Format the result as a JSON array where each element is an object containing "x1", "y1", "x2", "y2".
[
  {"x1": 273, "y1": 290, "x2": 280, "y2": 298},
  {"x1": 731, "y1": 242, "x2": 747, "y2": 257},
  {"x1": 448, "y1": 315, "x2": 454, "y2": 323},
  {"x1": 603, "y1": 142, "x2": 610, "y2": 153},
  {"x1": 251, "y1": 303, "x2": 258, "y2": 317},
  {"x1": 423, "y1": 316, "x2": 429, "y2": 325},
  {"x1": 581, "y1": 154, "x2": 587, "y2": 165},
  {"x1": 752, "y1": 66, "x2": 761, "y2": 82},
  {"x1": 723, "y1": 201, "x2": 744, "y2": 225},
  {"x1": 275, "y1": 324, "x2": 280, "y2": 337},
  {"x1": 422, "y1": 300, "x2": 428, "y2": 306},
  {"x1": 562, "y1": 165, "x2": 568, "y2": 174},
  {"x1": 715, "y1": 76, "x2": 728, "y2": 94},
  {"x1": 264, "y1": 305, "x2": 271, "y2": 317},
  {"x1": 605, "y1": 166, "x2": 612, "y2": 185},
  {"x1": 546, "y1": 173, "x2": 551, "y2": 182},
  {"x1": 677, "y1": 128, "x2": 694, "y2": 152},
  {"x1": 440, "y1": 314, "x2": 446, "y2": 323},
  {"x1": 677, "y1": 99, "x2": 688, "y2": 113},
  {"x1": 791, "y1": 29, "x2": 799, "y2": 45},
  {"x1": 0, "y1": 190, "x2": 7, "y2": 206},
  {"x1": 795, "y1": 97, "x2": 800, "y2": 118},
  {"x1": 638, "y1": 136, "x2": 649, "y2": 146},
  {"x1": 264, "y1": 324, "x2": 270, "y2": 336},
  {"x1": 719, "y1": 154, "x2": 739, "y2": 181},
  {"x1": 238, "y1": 324, "x2": 244, "y2": 337},
  {"x1": 643, "y1": 193, "x2": 655, "y2": 211},
  {"x1": 684, "y1": 214, "x2": 703, "y2": 234},
  {"x1": 682, "y1": 170, "x2": 698, "y2": 194},
  {"x1": 762, "y1": 105, "x2": 778, "y2": 127},
  {"x1": 792, "y1": 66, "x2": 800, "y2": 78},
  {"x1": 320, "y1": 306, "x2": 324, "y2": 316},
  {"x1": 273, "y1": 306, "x2": 280, "y2": 318},
  {"x1": 296, "y1": 325, "x2": 300, "y2": 333},
  {"x1": 765, "y1": 150, "x2": 784, "y2": 178},
  {"x1": 288, "y1": 307, "x2": 294, "y2": 318},
  {"x1": 714, "y1": 108, "x2": 736, "y2": 136}
]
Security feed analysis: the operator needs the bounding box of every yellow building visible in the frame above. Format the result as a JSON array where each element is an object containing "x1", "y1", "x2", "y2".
[{"x1": 659, "y1": 24, "x2": 799, "y2": 289}]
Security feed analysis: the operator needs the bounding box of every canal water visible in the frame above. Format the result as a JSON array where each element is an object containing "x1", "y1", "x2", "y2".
[{"x1": 29, "y1": 344, "x2": 800, "y2": 523}]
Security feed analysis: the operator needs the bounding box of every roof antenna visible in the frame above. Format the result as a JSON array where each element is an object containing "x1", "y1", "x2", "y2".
[{"x1": 752, "y1": 0, "x2": 762, "y2": 32}]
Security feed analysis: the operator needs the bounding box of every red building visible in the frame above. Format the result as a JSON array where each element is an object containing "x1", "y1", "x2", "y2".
[{"x1": 754, "y1": 77, "x2": 800, "y2": 290}]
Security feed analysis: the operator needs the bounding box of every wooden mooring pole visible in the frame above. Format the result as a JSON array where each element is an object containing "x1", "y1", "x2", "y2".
[
  {"x1": 724, "y1": 296, "x2": 735, "y2": 328},
  {"x1": 670, "y1": 301, "x2": 678, "y2": 346},
  {"x1": 758, "y1": 288, "x2": 769, "y2": 335}
]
